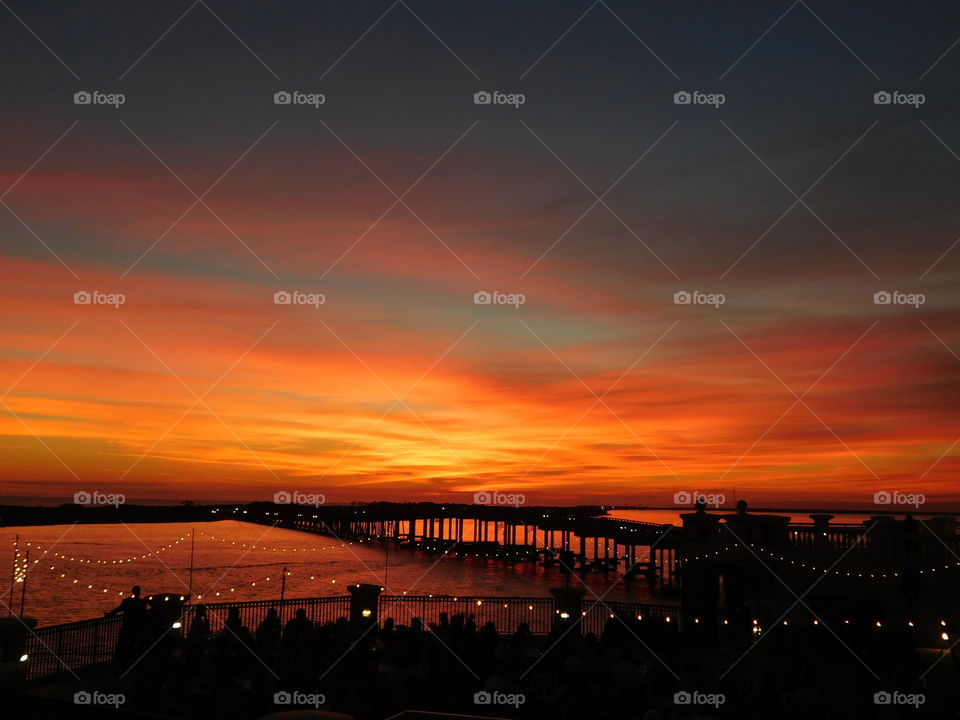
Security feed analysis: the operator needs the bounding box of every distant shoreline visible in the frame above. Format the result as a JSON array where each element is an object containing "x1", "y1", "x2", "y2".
[
  {"x1": 0, "y1": 500, "x2": 956, "y2": 530},
  {"x1": 613, "y1": 505, "x2": 960, "y2": 516}
]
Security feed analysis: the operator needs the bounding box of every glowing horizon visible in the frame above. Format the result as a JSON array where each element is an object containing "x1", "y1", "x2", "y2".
[{"x1": 0, "y1": 3, "x2": 958, "y2": 509}]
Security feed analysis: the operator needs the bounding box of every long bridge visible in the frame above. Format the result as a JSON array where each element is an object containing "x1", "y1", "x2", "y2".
[{"x1": 244, "y1": 501, "x2": 683, "y2": 580}]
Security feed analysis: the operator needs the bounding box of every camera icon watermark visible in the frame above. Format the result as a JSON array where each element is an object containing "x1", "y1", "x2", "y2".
[
  {"x1": 873, "y1": 90, "x2": 924, "y2": 108},
  {"x1": 873, "y1": 490, "x2": 925, "y2": 508},
  {"x1": 673, "y1": 490, "x2": 725, "y2": 508},
  {"x1": 673, "y1": 90, "x2": 725, "y2": 108},
  {"x1": 673, "y1": 290, "x2": 725, "y2": 308},
  {"x1": 473, "y1": 290, "x2": 525, "y2": 308},
  {"x1": 273, "y1": 290, "x2": 325, "y2": 308},
  {"x1": 673, "y1": 690, "x2": 725, "y2": 708},
  {"x1": 74, "y1": 290, "x2": 125, "y2": 308},
  {"x1": 873, "y1": 290, "x2": 924, "y2": 308},
  {"x1": 73, "y1": 90, "x2": 125, "y2": 108},
  {"x1": 473, "y1": 90, "x2": 525, "y2": 108},
  {"x1": 73, "y1": 491, "x2": 125, "y2": 508},
  {"x1": 274, "y1": 690, "x2": 325, "y2": 708},
  {"x1": 273, "y1": 90, "x2": 325, "y2": 108},
  {"x1": 873, "y1": 691, "x2": 924, "y2": 707},
  {"x1": 74, "y1": 690, "x2": 125, "y2": 708},
  {"x1": 274, "y1": 490, "x2": 326, "y2": 507},
  {"x1": 473, "y1": 490, "x2": 525, "y2": 508},
  {"x1": 473, "y1": 690, "x2": 525, "y2": 708}
]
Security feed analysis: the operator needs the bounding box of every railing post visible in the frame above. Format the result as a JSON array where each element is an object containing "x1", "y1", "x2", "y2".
[
  {"x1": 549, "y1": 586, "x2": 585, "y2": 633},
  {"x1": 347, "y1": 583, "x2": 382, "y2": 633}
]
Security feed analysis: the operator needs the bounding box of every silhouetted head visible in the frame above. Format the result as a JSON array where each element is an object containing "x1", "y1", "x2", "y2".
[
  {"x1": 296, "y1": 608, "x2": 307, "y2": 620},
  {"x1": 266, "y1": 607, "x2": 278, "y2": 618},
  {"x1": 736, "y1": 499, "x2": 748, "y2": 514},
  {"x1": 131, "y1": 585, "x2": 141, "y2": 597}
]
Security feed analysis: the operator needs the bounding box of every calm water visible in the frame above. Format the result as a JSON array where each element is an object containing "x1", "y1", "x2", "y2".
[{"x1": 2, "y1": 520, "x2": 673, "y2": 627}]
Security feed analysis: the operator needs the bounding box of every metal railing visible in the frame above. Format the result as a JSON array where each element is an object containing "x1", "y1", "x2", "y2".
[
  {"x1": 379, "y1": 595, "x2": 555, "y2": 633},
  {"x1": 181, "y1": 595, "x2": 350, "y2": 633},
  {"x1": 25, "y1": 614, "x2": 121, "y2": 680},
  {"x1": 25, "y1": 594, "x2": 682, "y2": 682}
]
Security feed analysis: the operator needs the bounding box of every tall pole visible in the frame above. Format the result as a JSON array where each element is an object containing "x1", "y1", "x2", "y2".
[
  {"x1": 383, "y1": 534, "x2": 390, "y2": 592},
  {"x1": 8, "y1": 534, "x2": 18, "y2": 617},
  {"x1": 19, "y1": 548, "x2": 28, "y2": 617},
  {"x1": 188, "y1": 527, "x2": 195, "y2": 598},
  {"x1": 280, "y1": 566, "x2": 287, "y2": 607}
]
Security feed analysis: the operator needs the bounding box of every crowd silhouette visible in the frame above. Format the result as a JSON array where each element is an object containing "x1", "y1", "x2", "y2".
[{"x1": 102, "y1": 592, "x2": 940, "y2": 720}]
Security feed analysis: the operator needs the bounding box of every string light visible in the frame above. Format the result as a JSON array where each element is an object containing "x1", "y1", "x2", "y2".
[
  {"x1": 23, "y1": 536, "x2": 190, "y2": 566},
  {"x1": 196, "y1": 529, "x2": 349, "y2": 553}
]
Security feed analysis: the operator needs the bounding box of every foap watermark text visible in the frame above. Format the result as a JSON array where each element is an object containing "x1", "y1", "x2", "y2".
[
  {"x1": 474, "y1": 491, "x2": 525, "y2": 507},
  {"x1": 274, "y1": 490, "x2": 326, "y2": 507},
  {"x1": 274, "y1": 290, "x2": 325, "y2": 308},
  {"x1": 674, "y1": 490, "x2": 725, "y2": 508},
  {"x1": 74, "y1": 491, "x2": 125, "y2": 508}
]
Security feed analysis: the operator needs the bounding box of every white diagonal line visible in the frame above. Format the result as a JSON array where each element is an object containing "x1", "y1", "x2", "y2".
[
  {"x1": 120, "y1": 120, "x2": 280, "y2": 279},
  {"x1": 919, "y1": 635, "x2": 960, "y2": 679},
  {"x1": 719, "y1": 321, "x2": 877, "y2": 480},
  {"x1": 521, "y1": 320, "x2": 682, "y2": 481},
  {"x1": 398, "y1": 1, "x2": 479, "y2": 79},
  {"x1": 518, "y1": 321, "x2": 678, "y2": 481},
  {"x1": 520, "y1": 0, "x2": 600, "y2": 79},
  {"x1": 0, "y1": 0, "x2": 79, "y2": 79},
  {"x1": 0, "y1": 397, "x2": 80, "y2": 480},
  {"x1": 919, "y1": 236, "x2": 960, "y2": 280},
  {"x1": 719, "y1": 523, "x2": 878, "y2": 678},
  {"x1": 519, "y1": 120, "x2": 679, "y2": 279},
  {"x1": 916, "y1": 322, "x2": 960, "y2": 482},
  {"x1": 719, "y1": 120, "x2": 878, "y2": 279},
  {"x1": 319, "y1": 120, "x2": 480, "y2": 279},
  {"x1": 120, "y1": 322, "x2": 282, "y2": 481},
  {"x1": 598, "y1": 1, "x2": 678, "y2": 79},
  {"x1": 316, "y1": 621, "x2": 380, "y2": 681},
  {"x1": 920, "y1": 34, "x2": 960, "y2": 79},
  {"x1": 117, "y1": 521, "x2": 284, "y2": 679},
  {"x1": 1, "y1": 199, "x2": 80, "y2": 278},
  {"x1": 720, "y1": 1, "x2": 878, "y2": 80},
  {"x1": 0, "y1": 322, "x2": 77, "y2": 400},
  {"x1": 1, "y1": 121, "x2": 78, "y2": 201},
  {"x1": 721, "y1": 321, "x2": 880, "y2": 479},
  {"x1": 319, "y1": 322, "x2": 478, "y2": 481},
  {"x1": 320, "y1": 0, "x2": 401, "y2": 81},
  {"x1": 719, "y1": 0, "x2": 800, "y2": 79},
  {"x1": 923, "y1": 320, "x2": 960, "y2": 364},
  {"x1": 0, "y1": 594, "x2": 81, "y2": 678},
  {"x1": 319, "y1": 320, "x2": 480, "y2": 479},
  {"x1": 198, "y1": 0, "x2": 279, "y2": 79},
  {"x1": 315, "y1": 520, "x2": 480, "y2": 679},
  {"x1": 797, "y1": 1, "x2": 878, "y2": 79},
  {"x1": 119, "y1": 0, "x2": 200, "y2": 79},
  {"x1": 521, "y1": 0, "x2": 677, "y2": 80},
  {"x1": 402, "y1": 541, "x2": 458, "y2": 594},
  {"x1": 522, "y1": 526, "x2": 678, "y2": 680},
  {"x1": 918, "y1": 519, "x2": 960, "y2": 564},
  {"x1": 117, "y1": 321, "x2": 278, "y2": 481},
  {"x1": 0, "y1": 522, "x2": 78, "y2": 601}
]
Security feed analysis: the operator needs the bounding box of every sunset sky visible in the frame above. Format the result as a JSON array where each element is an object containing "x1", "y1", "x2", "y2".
[{"x1": 1, "y1": 1, "x2": 959, "y2": 507}]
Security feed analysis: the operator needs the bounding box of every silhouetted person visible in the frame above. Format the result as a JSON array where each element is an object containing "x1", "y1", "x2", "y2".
[
  {"x1": 188, "y1": 603, "x2": 211, "y2": 642},
  {"x1": 256, "y1": 607, "x2": 282, "y2": 661},
  {"x1": 282, "y1": 608, "x2": 314, "y2": 653},
  {"x1": 105, "y1": 585, "x2": 148, "y2": 663},
  {"x1": 223, "y1": 606, "x2": 244, "y2": 636}
]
